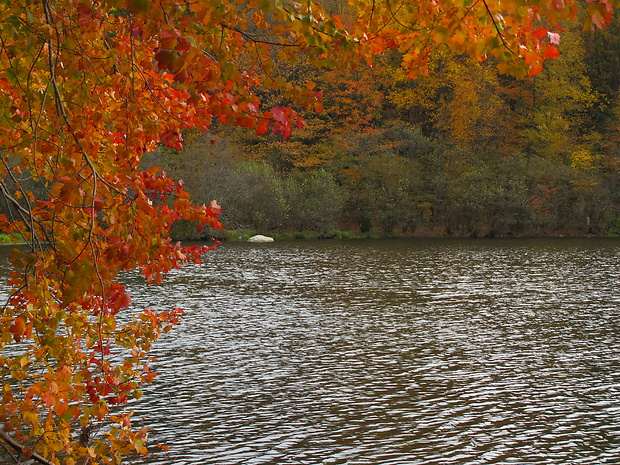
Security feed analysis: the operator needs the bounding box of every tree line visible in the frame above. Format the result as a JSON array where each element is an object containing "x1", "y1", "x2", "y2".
[{"x1": 145, "y1": 17, "x2": 620, "y2": 239}]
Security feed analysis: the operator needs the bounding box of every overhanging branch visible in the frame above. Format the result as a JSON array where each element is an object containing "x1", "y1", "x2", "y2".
[{"x1": 0, "y1": 430, "x2": 54, "y2": 465}]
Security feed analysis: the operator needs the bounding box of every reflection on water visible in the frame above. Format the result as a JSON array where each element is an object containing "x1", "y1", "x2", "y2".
[{"x1": 4, "y1": 239, "x2": 620, "y2": 464}]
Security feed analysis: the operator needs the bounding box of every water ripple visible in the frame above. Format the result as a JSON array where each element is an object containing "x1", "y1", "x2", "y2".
[{"x1": 13, "y1": 239, "x2": 620, "y2": 464}]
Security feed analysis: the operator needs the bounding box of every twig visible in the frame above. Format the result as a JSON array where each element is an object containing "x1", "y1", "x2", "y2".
[
  {"x1": 482, "y1": 0, "x2": 515, "y2": 54},
  {"x1": 0, "y1": 430, "x2": 54, "y2": 465},
  {"x1": 0, "y1": 439, "x2": 19, "y2": 463}
]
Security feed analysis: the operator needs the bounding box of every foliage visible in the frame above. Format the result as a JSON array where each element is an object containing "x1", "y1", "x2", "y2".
[
  {"x1": 1, "y1": 0, "x2": 618, "y2": 463},
  {"x1": 282, "y1": 170, "x2": 344, "y2": 236},
  {"x1": 0, "y1": 0, "x2": 340, "y2": 462},
  {"x1": 0, "y1": 233, "x2": 22, "y2": 244},
  {"x1": 520, "y1": 21, "x2": 598, "y2": 160},
  {"x1": 606, "y1": 214, "x2": 620, "y2": 236},
  {"x1": 145, "y1": 136, "x2": 344, "y2": 237},
  {"x1": 351, "y1": 0, "x2": 619, "y2": 78}
]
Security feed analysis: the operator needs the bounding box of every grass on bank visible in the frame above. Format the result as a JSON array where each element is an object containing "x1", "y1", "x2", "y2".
[
  {"x1": 0, "y1": 233, "x2": 24, "y2": 244},
  {"x1": 206, "y1": 228, "x2": 381, "y2": 242},
  {"x1": 170, "y1": 219, "x2": 382, "y2": 241}
]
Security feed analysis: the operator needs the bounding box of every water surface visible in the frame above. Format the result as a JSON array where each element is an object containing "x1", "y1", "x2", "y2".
[
  {"x1": 125, "y1": 238, "x2": 620, "y2": 464},
  {"x1": 3, "y1": 238, "x2": 620, "y2": 464}
]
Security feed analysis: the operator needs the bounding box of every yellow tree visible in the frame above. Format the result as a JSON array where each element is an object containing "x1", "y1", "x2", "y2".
[
  {"x1": 520, "y1": 21, "x2": 599, "y2": 160},
  {"x1": 434, "y1": 57, "x2": 511, "y2": 149}
]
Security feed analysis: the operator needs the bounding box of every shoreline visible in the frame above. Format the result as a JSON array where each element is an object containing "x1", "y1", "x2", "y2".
[{"x1": 194, "y1": 228, "x2": 619, "y2": 242}]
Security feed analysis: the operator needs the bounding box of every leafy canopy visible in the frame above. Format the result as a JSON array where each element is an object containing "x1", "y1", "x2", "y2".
[{"x1": 0, "y1": 0, "x2": 616, "y2": 463}]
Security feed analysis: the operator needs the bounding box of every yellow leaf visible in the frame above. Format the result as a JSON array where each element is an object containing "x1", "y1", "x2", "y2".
[
  {"x1": 432, "y1": 26, "x2": 449, "y2": 44},
  {"x1": 496, "y1": 61, "x2": 510, "y2": 74},
  {"x1": 22, "y1": 410, "x2": 38, "y2": 425},
  {"x1": 134, "y1": 439, "x2": 147, "y2": 454}
]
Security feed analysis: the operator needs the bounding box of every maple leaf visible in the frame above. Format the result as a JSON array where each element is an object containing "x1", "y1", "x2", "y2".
[
  {"x1": 544, "y1": 45, "x2": 561, "y2": 59},
  {"x1": 547, "y1": 32, "x2": 562, "y2": 45}
]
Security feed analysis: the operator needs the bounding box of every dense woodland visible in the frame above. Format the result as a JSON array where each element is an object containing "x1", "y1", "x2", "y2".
[{"x1": 143, "y1": 15, "x2": 620, "y2": 239}]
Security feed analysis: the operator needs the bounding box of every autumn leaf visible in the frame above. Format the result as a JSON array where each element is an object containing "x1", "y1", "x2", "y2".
[
  {"x1": 544, "y1": 45, "x2": 561, "y2": 59},
  {"x1": 9, "y1": 317, "x2": 26, "y2": 342}
]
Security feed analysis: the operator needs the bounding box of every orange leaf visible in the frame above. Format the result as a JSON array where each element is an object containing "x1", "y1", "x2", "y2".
[
  {"x1": 544, "y1": 45, "x2": 560, "y2": 59},
  {"x1": 10, "y1": 316, "x2": 26, "y2": 342}
]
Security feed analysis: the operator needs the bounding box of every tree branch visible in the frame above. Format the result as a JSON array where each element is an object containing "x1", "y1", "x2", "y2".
[
  {"x1": 482, "y1": 0, "x2": 515, "y2": 54},
  {"x1": 0, "y1": 430, "x2": 54, "y2": 465}
]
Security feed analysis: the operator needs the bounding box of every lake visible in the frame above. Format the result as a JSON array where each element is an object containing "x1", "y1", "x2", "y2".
[{"x1": 2, "y1": 238, "x2": 620, "y2": 464}]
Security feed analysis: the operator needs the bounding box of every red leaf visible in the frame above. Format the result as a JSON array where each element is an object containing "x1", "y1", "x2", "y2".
[
  {"x1": 207, "y1": 199, "x2": 222, "y2": 215},
  {"x1": 129, "y1": 23, "x2": 143, "y2": 38},
  {"x1": 118, "y1": 293, "x2": 132, "y2": 309},
  {"x1": 238, "y1": 116, "x2": 256, "y2": 128},
  {"x1": 159, "y1": 29, "x2": 178, "y2": 49},
  {"x1": 544, "y1": 45, "x2": 560, "y2": 59},
  {"x1": 93, "y1": 195, "x2": 104, "y2": 211},
  {"x1": 270, "y1": 106, "x2": 286, "y2": 123},
  {"x1": 77, "y1": 2, "x2": 93, "y2": 25},
  {"x1": 551, "y1": 0, "x2": 565, "y2": 10},
  {"x1": 175, "y1": 37, "x2": 191, "y2": 51},
  {"x1": 161, "y1": 130, "x2": 183, "y2": 150},
  {"x1": 256, "y1": 119, "x2": 270, "y2": 135},
  {"x1": 154, "y1": 51, "x2": 178, "y2": 71}
]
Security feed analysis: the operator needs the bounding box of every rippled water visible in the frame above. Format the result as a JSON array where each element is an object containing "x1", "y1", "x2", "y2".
[
  {"x1": 3, "y1": 239, "x2": 620, "y2": 464},
  {"x1": 117, "y1": 238, "x2": 620, "y2": 465}
]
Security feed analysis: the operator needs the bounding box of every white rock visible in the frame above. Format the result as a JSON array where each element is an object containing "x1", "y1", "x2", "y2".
[{"x1": 247, "y1": 234, "x2": 274, "y2": 242}]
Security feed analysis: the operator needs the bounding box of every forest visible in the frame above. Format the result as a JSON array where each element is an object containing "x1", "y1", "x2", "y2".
[{"x1": 144, "y1": 13, "x2": 620, "y2": 240}]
